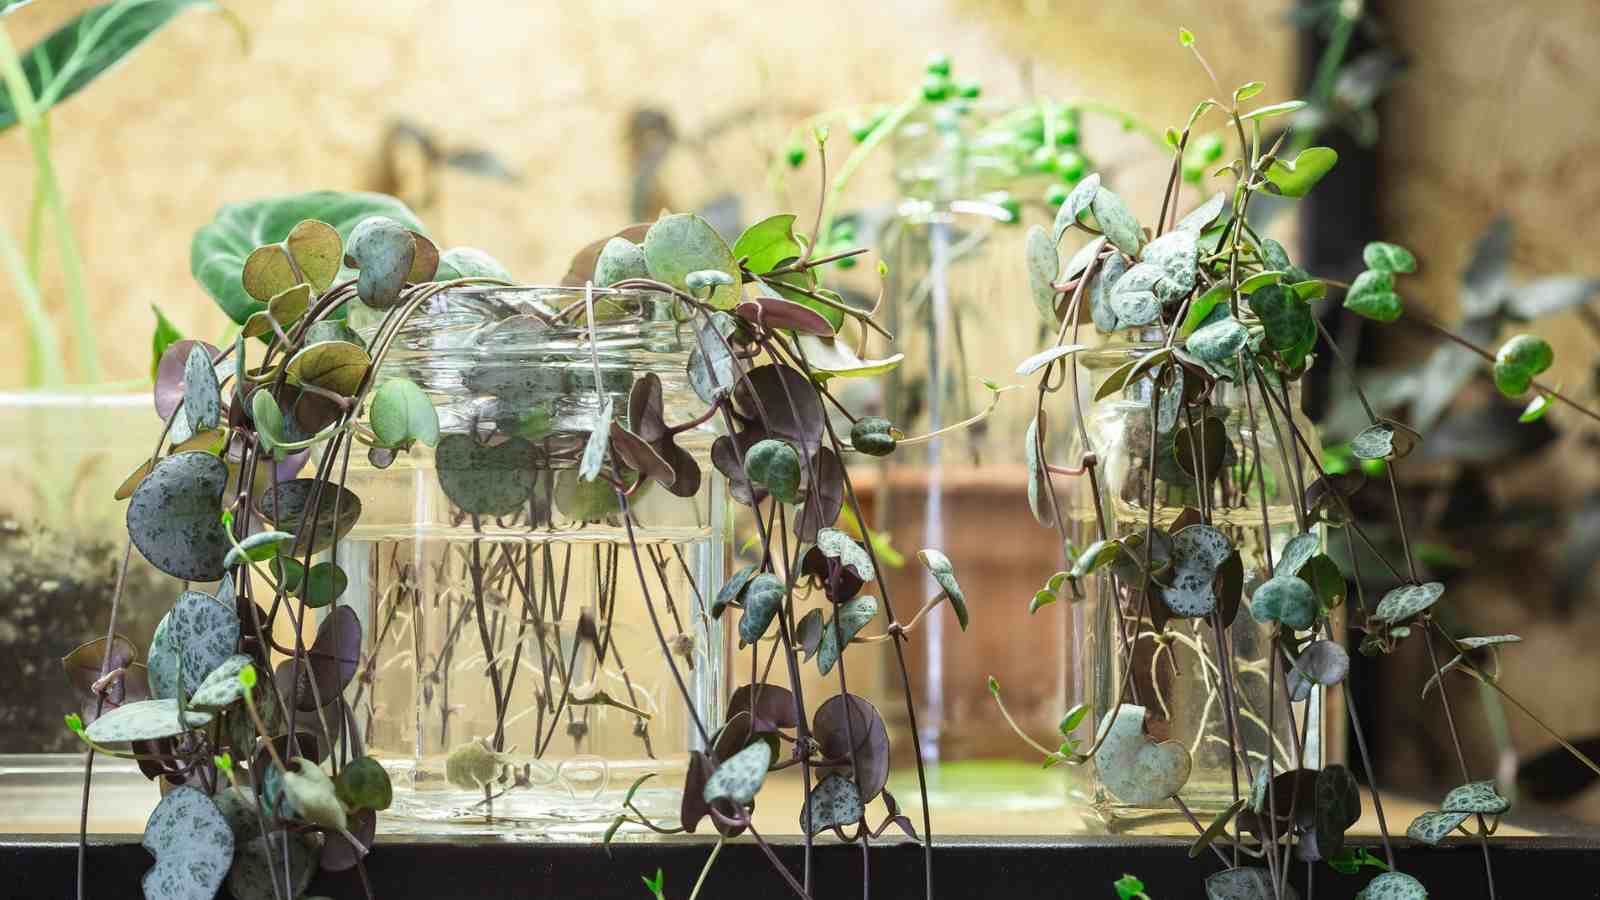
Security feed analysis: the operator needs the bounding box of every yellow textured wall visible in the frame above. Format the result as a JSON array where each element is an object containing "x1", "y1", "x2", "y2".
[{"x1": 0, "y1": 0, "x2": 1293, "y2": 387}]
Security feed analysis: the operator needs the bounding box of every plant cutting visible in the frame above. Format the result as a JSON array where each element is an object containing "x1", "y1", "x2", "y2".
[
  {"x1": 998, "y1": 28, "x2": 1600, "y2": 900},
  {"x1": 73, "y1": 128, "x2": 971, "y2": 900}
]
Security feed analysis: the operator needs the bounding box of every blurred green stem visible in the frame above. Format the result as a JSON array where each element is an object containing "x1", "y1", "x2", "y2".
[{"x1": 0, "y1": 20, "x2": 101, "y2": 385}]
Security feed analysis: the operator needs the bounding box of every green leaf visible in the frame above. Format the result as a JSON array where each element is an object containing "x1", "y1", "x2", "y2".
[
  {"x1": 1249, "y1": 575, "x2": 1317, "y2": 629},
  {"x1": 0, "y1": 0, "x2": 222, "y2": 132},
  {"x1": 299, "y1": 562, "x2": 348, "y2": 608},
  {"x1": 817, "y1": 594, "x2": 878, "y2": 675},
  {"x1": 1239, "y1": 270, "x2": 1284, "y2": 294},
  {"x1": 1109, "y1": 264, "x2": 1164, "y2": 326},
  {"x1": 1115, "y1": 875, "x2": 1146, "y2": 900},
  {"x1": 280, "y1": 759, "x2": 348, "y2": 831},
  {"x1": 643, "y1": 213, "x2": 741, "y2": 308},
  {"x1": 1189, "y1": 797, "x2": 1247, "y2": 858},
  {"x1": 1178, "y1": 27, "x2": 1195, "y2": 46},
  {"x1": 849, "y1": 416, "x2": 898, "y2": 457},
  {"x1": 1053, "y1": 173, "x2": 1101, "y2": 242},
  {"x1": 738, "y1": 574, "x2": 785, "y2": 646},
  {"x1": 744, "y1": 439, "x2": 802, "y2": 504},
  {"x1": 1263, "y1": 146, "x2": 1338, "y2": 198},
  {"x1": 1069, "y1": 538, "x2": 1122, "y2": 581},
  {"x1": 1359, "y1": 872, "x2": 1427, "y2": 899},
  {"x1": 1025, "y1": 225, "x2": 1062, "y2": 324},
  {"x1": 1090, "y1": 187, "x2": 1144, "y2": 256},
  {"x1": 1440, "y1": 780, "x2": 1509, "y2": 815},
  {"x1": 1204, "y1": 868, "x2": 1279, "y2": 900},
  {"x1": 733, "y1": 214, "x2": 804, "y2": 275},
  {"x1": 189, "y1": 654, "x2": 253, "y2": 710},
  {"x1": 703, "y1": 740, "x2": 773, "y2": 806},
  {"x1": 795, "y1": 334, "x2": 903, "y2": 380},
  {"x1": 1519, "y1": 393, "x2": 1552, "y2": 423},
  {"x1": 1276, "y1": 531, "x2": 1320, "y2": 578},
  {"x1": 127, "y1": 452, "x2": 230, "y2": 581},
  {"x1": 345, "y1": 217, "x2": 418, "y2": 309},
  {"x1": 1140, "y1": 229, "x2": 1199, "y2": 303},
  {"x1": 222, "y1": 530, "x2": 293, "y2": 569},
  {"x1": 150, "y1": 305, "x2": 184, "y2": 381},
  {"x1": 370, "y1": 377, "x2": 440, "y2": 449},
  {"x1": 1250, "y1": 283, "x2": 1314, "y2": 354},
  {"x1": 1187, "y1": 315, "x2": 1249, "y2": 363},
  {"x1": 594, "y1": 237, "x2": 649, "y2": 287},
  {"x1": 1406, "y1": 810, "x2": 1470, "y2": 846},
  {"x1": 1240, "y1": 100, "x2": 1307, "y2": 121},
  {"x1": 336, "y1": 757, "x2": 394, "y2": 812},
  {"x1": 1492, "y1": 334, "x2": 1553, "y2": 398},
  {"x1": 192, "y1": 192, "x2": 425, "y2": 325},
  {"x1": 228, "y1": 832, "x2": 318, "y2": 900},
  {"x1": 1059, "y1": 704, "x2": 1089, "y2": 735},
  {"x1": 917, "y1": 549, "x2": 967, "y2": 629},
  {"x1": 1180, "y1": 282, "x2": 1230, "y2": 339},
  {"x1": 436, "y1": 433, "x2": 536, "y2": 516},
  {"x1": 1373, "y1": 582, "x2": 1446, "y2": 623},
  {"x1": 1016, "y1": 343, "x2": 1087, "y2": 377},
  {"x1": 84, "y1": 698, "x2": 211, "y2": 743},
  {"x1": 1174, "y1": 191, "x2": 1227, "y2": 236},
  {"x1": 1233, "y1": 81, "x2": 1264, "y2": 102},
  {"x1": 1343, "y1": 269, "x2": 1402, "y2": 322},
  {"x1": 141, "y1": 785, "x2": 233, "y2": 900},
  {"x1": 1363, "y1": 242, "x2": 1417, "y2": 274},
  {"x1": 802, "y1": 773, "x2": 864, "y2": 834},
  {"x1": 434, "y1": 246, "x2": 512, "y2": 282},
  {"x1": 1097, "y1": 704, "x2": 1191, "y2": 804}
]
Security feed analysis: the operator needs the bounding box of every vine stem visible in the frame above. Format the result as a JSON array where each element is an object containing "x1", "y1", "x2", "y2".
[
  {"x1": 1405, "y1": 311, "x2": 1600, "y2": 427},
  {"x1": 1422, "y1": 624, "x2": 1497, "y2": 900},
  {"x1": 688, "y1": 838, "x2": 725, "y2": 900}
]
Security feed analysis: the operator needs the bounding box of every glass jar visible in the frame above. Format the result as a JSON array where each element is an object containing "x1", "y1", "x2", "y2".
[
  {"x1": 1065, "y1": 330, "x2": 1330, "y2": 832},
  {"x1": 869, "y1": 101, "x2": 1075, "y2": 812},
  {"x1": 340, "y1": 286, "x2": 727, "y2": 836}
]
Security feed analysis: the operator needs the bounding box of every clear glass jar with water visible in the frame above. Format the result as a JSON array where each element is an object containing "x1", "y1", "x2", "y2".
[
  {"x1": 1066, "y1": 330, "x2": 1332, "y2": 832},
  {"x1": 341, "y1": 286, "x2": 726, "y2": 835}
]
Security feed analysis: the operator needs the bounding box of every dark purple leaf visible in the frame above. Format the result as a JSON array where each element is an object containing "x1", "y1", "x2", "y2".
[
  {"x1": 796, "y1": 607, "x2": 825, "y2": 661},
  {"x1": 800, "y1": 544, "x2": 865, "y2": 605},
  {"x1": 734, "y1": 364, "x2": 824, "y2": 456},
  {"x1": 728, "y1": 683, "x2": 801, "y2": 730},
  {"x1": 320, "y1": 808, "x2": 375, "y2": 872},
  {"x1": 260, "y1": 478, "x2": 363, "y2": 557},
  {"x1": 713, "y1": 435, "x2": 763, "y2": 506},
  {"x1": 794, "y1": 447, "x2": 844, "y2": 542},
  {"x1": 609, "y1": 422, "x2": 674, "y2": 487},
  {"x1": 655, "y1": 438, "x2": 703, "y2": 498},
  {"x1": 628, "y1": 372, "x2": 667, "y2": 444},
  {"x1": 735, "y1": 295, "x2": 834, "y2": 336},
  {"x1": 812, "y1": 693, "x2": 890, "y2": 802}
]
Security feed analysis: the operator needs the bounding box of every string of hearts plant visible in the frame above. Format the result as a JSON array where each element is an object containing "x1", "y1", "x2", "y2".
[
  {"x1": 68, "y1": 139, "x2": 970, "y2": 900},
  {"x1": 999, "y1": 29, "x2": 1600, "y2": 900}
]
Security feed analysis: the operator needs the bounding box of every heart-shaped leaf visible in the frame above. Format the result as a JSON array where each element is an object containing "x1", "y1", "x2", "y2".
[
  {"x1": 1264, "y1": 147, "x2": 1338, "y2": 198},
  {"x1": 815, "y1": 528, "x2": 876, "y2": 583},
  {"x1": 1406, "y1": 810, "x2": 1470, "y2": 846},
  {"x1": 1205, "y1": 867, "x2": 1293, "y2": 900},
  {"x1": 345, "y1": 216, "x2": 418, "y2": 309},
  {"x1": 795, "y1": 334, "x2": 904, "y2": 380},
  {"x1": 436, "y1": 433, "x2": 535, "y2": 516},
  {"x1": 1275, "y1": 531, "x2": 1320, "y2": 578},
  {"x1": 260, "y1": 479, "x2": 363, "y2": 556},
  {"x1": 280, "y1": 758, "x2": 348, "y2": 830},
  {"x1": 1090, "y1": 186, "x2": 1144, "y2": 256},
  {"x1": 1140, "y1": 229, "x2": 1199, "y2": 303},
  {"x1": 128, "y1": 451, "x2": 230, "y2": 581},
  {"x1": 796, "y1": 607, "x2": 825, "y2": 661},
  {"x1": 1173, "y1": 414, "x2": 1231, "y2": 483},
  {"x1": 728, "y1": 682, "x2": 801, "y2": 730},
  {"x1": 1053, "y1": 173, "x2": 1101, "y2": 242},
  {"x1": 1175, "y1": 192, "x2": 1227, "y2": 235},
  {"x1": 370, "y1": 377, "x2": 440, "y2": 449},
  {"x1": 745, "y1": 439, "x2": 802, "y2": 504},
  {"x1": 1363, "y1": 241, "x2": 1416, "y2": 275},
  {"x1": 1344, "y1": 270, "x2": 1402, "y2": 322},
  {"x1": 1358, "y1": 872, "x2": 1427, "y2": 899},
  {"x1": 189, "y1": 654, "x2": 254, "y2": 710},
  {"x1": 1026, "y1": 413, "x2": 1055, "y2": 526},
  {"x1": 1161, "y1": 524, "x2": 1231, "y2": 618},
  {"x1": 1250, "y1": 283, "x2": 1315, "y2": 355},
  {"x1": 735, "y1": 293, "x2": 835, "y2": 336},
  {"x1": 1088, "y1": 249, "x2": 1129, "y2": 333},
  {"x1": 229, "y1": 831, "x2": 319, "y2": 900},
  {"x1": 84, "y1": 698, "x2": 211, "y2": 743},
  {"x1": 432, "y1": 246, "x2": 510, "y2": 283},
  {"x1": 643, "y1": 213, "x2": 741, "y2": 309},
  {"x1": 734, "y1": 364, "x2": 825, "y2": 454},
  {"x1": 1109, "y1": 263, "x2": 1164, "y2": 326},
  {"x1": 182, "y1": 344, "x2": 222, "y2": 434},
  {"x1": 1313, "y1": 764, "x2": 1362, "y2": 860},
  {"x1": 802, "y1": 773, "x2": 864, "y2": 834},
  {"x1": 734, "y1": 214, "x2": 803, "y2": 275},
  {"x1": 1492, "y1": 334, "x2": 1553, "y2": 398},
  {"x1": 1187, "y1": 315, "x2": 1249, "y2": 363},
  {"x1": 1025, "y1": 225, "x2": 1061, "y2": 325},
  {"x1": 812, "y1": 693, "x2": 891, "y2": 801},
  {"x1": 703, "y1": 739, "x2": 773, "y2": 806},
  {"x1": 849, "y1": 416, "x2": 899, "y2": 457},
  {"x1": 1373, "y1": 582, "x2": 1445, "y2": 623},
  {"x1": 280, "y1": 606, "x2": 362, "y2": 712},
  {"x1": 1293, "y1": 639, "x2": 1350, "y2": 687},
  {"x1": 1350, "y1": 423, "x2": 1398, "y2": 460},
  {"x1": 918, "y1": 549, "x2": 967, "y2": 629},
  {"x1": 167, "y1": 589, "x2": 241, "y2": 689},
  {"x1": 1249, "y1": 575, "x2": 1317, "y2": 629},
  {"x1": 286, "y1": 340, "x2": 371, "y2": 399},
  {"x1": 193, "y1": 192, "x2": 425, "y2": 324},
  {"x1": 141, "y1": 785, "x2": 233, "y2": 900},
  {"x1": 818, "y1": 594, "x2": 878, "y2": 676},
  {"x1": 737, "y1": 574, "x2": 786, "y2": 646},
  {"x1": 337, "y1": 757, "x2": 394, "y2": 812},
  {"x1": 1095, "y1": 703, "x2": 1191, "y2": 804},
  {"x1": 1440, "y1": 780, "x2": 1509, "y2": 815}
]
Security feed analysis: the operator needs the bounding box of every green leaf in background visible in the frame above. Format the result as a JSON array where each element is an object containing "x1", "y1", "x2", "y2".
[
  {"x1": 191, "y1": 192, "x2": 426, "y2": 325},
  {"x1": 1492, "y1": 333, "x2": 1553, "y2": 398},
  {"x1": 1363, "y1": 241, "x2": 1417, "y2": 274},
  {"x1": 0, "y1": 0, "x2": 229, "y2": 131},
  {"x1": 149, "y1": 304, "x2": 183, "y2": 380},
  {"x1": 434, "y1": 246, "x2": 512, "y2": 282},
  {"x1": 1263, "y1": 146, "x2": 1338, "y2": 198}
]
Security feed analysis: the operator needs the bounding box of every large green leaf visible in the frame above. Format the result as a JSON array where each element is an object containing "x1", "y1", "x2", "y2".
[
  {"x1": 0, "y1": 0, "x2": 223, "y2": 131},
  {"x1": 642, "y1": 213, "x2": 740, "y2": 309},
  {"x1": 191, "y1": 192, "x2": 425, "y2": 325}
]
